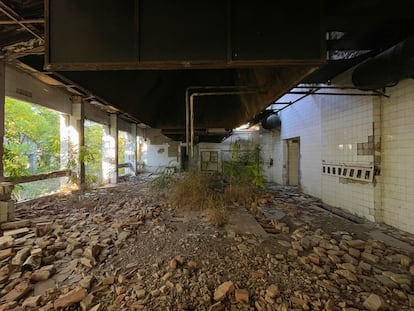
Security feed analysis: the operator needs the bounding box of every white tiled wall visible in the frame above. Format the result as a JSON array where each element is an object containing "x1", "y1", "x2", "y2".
[
  {"x1": 381, "y1": 79, "x2": 414, "y2": 233},
  {"x1": 279, "y1": 95, "x2": 322, "y2": 198},
  {"x1": 268, "y1": 74, "x2": 414, "y2": 233},
  {"x1": 320, "y1": 93, "x2": 376, "y2": 221}
]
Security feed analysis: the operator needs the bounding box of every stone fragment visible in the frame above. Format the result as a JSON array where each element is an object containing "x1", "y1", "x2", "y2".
[
  {"x1": 3, "y1": 228, "x2": 30, "y2": 237},
  {"x1": 30, "y1": 269, "x2": 53, "y2": 282},
  {"x1": 2, "y1": 281, "x2": 32, "y2": 302},
  {"x1": 22, "y1": 255, "x2": 41, "y2": 271},
  {"x1": 80, "y1": 293, "x2": 94, "y2": 311},
  {"x1": 11, "y1": 247, "x2": 30, "y2": 266},
  {"x1": 1, "y1": 220, "x2": 30, "y2": 230},
  {"x1": 22, "y1": 295, "x2": 41, "y2": 308},
  {"x1": 135, "y1": 289, "x2": 146, "y2": 299},
  {"x1": 79, "y1": 275, "x2": 93, "y2": 289},
  {"x1": 235, "y1": 289, "x2": 249, "y2": 304},
  {"x1": 287, "y1": 248, "x2": 298, "y2": 257},
  {"x1": 346, "y1": 240, "x2": 366, "y2": 250},
  {"x1": 0, "y1": 236, "x2": 14, "y2": 250},
  {"x1": 54, "y1": 287, "x2": 87, "y2": 309},
  {"x1": 362, "y1": 293, "x2": 387, "y2": 311},
  {"x1": 35, "y1": 222, "x2": 53, "y2": 237},
  {"x1": 169, "y1": 258, "x2": 177, "y2": 270},
  {"x1": 400, "y1": 255, "x2": 411, "y2": 267},
  {"x1": 187, "y1": 260, "x2": 197, "y2": 269},
  {"x1": 308, "y1": 253, "x2": 320, "y2": 265},
  {"x1": 408, "y1": 294, "x2": 414, "y2": 308},
  {"x1": 88, "y1": 304, "x2": 102, "y2": 311},
  {"x1": 117, "y1": 231, "x2": 130, "y2": 242},
  {"x1": 213, "y1": 281, "x2": 234, "y2": 301},
  {"x1": 361, "y1": 252, "x2": 380, "y2": 264},
  {"x1": 348, "y1": 247, "x2": 360, "y2": 258},
  {"x1": 358, "y1": 261, "x2": 372, "y2": 272},
  {"x1": 300, "y1": 237, "x2": 311, "y2": 250},
  {"x1": 80, "y1": 257, "x2": 95, "y2": 268},
  {"x1": 342, "y1": 253, "x2": 358, "y2": 265},
  {"x1": 312, "y1": 264, "x2": 326, "y2": 275},
  {"x1": 102, "y1": 276, "x2": 115, "y2": 285},
  {"x1": 266, "y1": 284, "x2": 279, "y2": 298},
  {"x1": 0, "y1": 248, "x2": 13, "y2": 260},
  {"x1": 277, "y1": 240, "x2": 291, "y2": 248},
  {"x1": 84, "y1": 244, "x2": 102, "y2": 260},
  {"x1": 335, "y1": 269, "x2": 357, "y2": 282},
  {"x1": 340, "y1": 263, "x2": 357, "y2": 274},
  {"x1": 0, "y1": 302, "x2": 17, "y2": 311},
  {"x1": 374, "y1": 275, "x2": 398, "y2": 289},
  {"x1": 383, "y1": 271, "x2": 411, "y2": 286}
]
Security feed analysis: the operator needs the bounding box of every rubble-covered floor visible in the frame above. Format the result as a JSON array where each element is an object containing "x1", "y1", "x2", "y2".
[{"x1": 0, "y1": 177, "x2": 413, "y2": 311}]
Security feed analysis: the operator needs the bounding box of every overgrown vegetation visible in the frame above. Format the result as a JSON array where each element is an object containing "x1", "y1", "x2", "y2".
[
  {"x1": 148, "y1": 140, "x2": 266, "y2": 226},
  {"x1": 4, "y1": 97, "x2": 60, "y2": 200},
  {"x1": 4, "y1": 97, "x2": 60, "y2": 177},
  {"x1": 223, "y1": 141, "x2": 266, "y2": 190},
  {"x1": 84, "y1": 122, "x2": 103, "y2": 187}
]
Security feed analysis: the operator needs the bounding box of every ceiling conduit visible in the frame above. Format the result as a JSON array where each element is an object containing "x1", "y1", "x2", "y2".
[{"x1": 352, "y1": 36, "x2": 414, "y2": 90}]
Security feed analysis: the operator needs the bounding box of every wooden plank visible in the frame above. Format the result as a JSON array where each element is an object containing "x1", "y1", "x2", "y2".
[
  {"x1": 3, "y1": 169, "x2": 71, "y2": 184},
  {"x1": 1, "y1": 220, "x2": 30, "y2": 230}
]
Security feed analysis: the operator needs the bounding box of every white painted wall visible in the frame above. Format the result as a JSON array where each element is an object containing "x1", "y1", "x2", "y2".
[
  {"x1": 381, "y1": 79, "x2": 414, "y2": 233},
  {"x1": 142, "y1": 142, "x2": 178, "y2": 173},
  {"x1": 5, "y1": 65, "x2": 71, "y2": 114}
]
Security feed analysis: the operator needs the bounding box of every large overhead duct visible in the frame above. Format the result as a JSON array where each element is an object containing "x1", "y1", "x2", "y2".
[{"x1": 352, "y1": 36, "x2": 414, "y2": 90}]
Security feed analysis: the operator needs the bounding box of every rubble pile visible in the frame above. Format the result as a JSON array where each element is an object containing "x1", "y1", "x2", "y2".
[{"x1": 0, "y1": 179, "x2": 412, "y2": 310}]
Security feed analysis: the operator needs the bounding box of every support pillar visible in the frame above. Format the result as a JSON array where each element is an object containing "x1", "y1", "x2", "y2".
[
  {"x1": 0, "y1": 62, "x2": 5, "y2": 180},
  {"x1": 103, "y1": 114, "x2": 118, "y2": 184},
  {"x1": 68, "y1": 96, "x2": 85, "y2": 188},
  {"x1": 125, "y1": 123, "x2": 137, "y2": 175}
]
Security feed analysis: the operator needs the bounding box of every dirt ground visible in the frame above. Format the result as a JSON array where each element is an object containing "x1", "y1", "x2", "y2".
[{"x1": 0, "y1": 175, "x2": 413, "y2": 311}]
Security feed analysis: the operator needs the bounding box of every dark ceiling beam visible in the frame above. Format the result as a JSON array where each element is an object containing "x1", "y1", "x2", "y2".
[
  {"x1": 0, "y1": 1, "x2": 43, "y2": 41},
  {"x1": 0, "y1": 18, "x2": 44, "y2": 25}
]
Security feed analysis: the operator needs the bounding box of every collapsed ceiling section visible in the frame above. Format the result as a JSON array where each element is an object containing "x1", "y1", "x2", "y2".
[{"x1": 1, "y1": 1, "x2": 414, "y2": 142}]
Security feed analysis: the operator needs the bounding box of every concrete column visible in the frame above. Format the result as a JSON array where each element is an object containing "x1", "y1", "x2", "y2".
[
  {"x1": 59, "y1": 114, "x2": 70, "y2": 169},
  {"x1": 102, "y1": 114, "x2": 118, "y2": 184},
  {"x1": 0, "y1": 62, "x2": 5, "y2": 179},
  {"x1": 373, "y1": 96, "x2": 384, "y2": 223},
  {"x1": 68, "y1": 96, "x2": 85, "y2": 188},
  {"x1": 125, "y1": 123, "x2": 137, "y2": 175}
]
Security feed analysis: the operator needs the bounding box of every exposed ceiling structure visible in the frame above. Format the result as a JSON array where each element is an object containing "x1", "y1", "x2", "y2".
[{"x1": 1, "y1": 1, "x2": 414, "y2": 142}]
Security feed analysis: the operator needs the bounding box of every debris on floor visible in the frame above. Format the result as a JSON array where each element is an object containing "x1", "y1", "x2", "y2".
[{"x1": 0, "y1": 177, "x2": 412, "y2": 310}]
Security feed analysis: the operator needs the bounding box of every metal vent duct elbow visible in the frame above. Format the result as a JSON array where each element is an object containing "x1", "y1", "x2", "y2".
[
  {"x1": 261, "y1": 113, "x2": 281, "y2": 130},
  {"x1": 352, "y1": 36, "x2": 414, "y2": 90}
]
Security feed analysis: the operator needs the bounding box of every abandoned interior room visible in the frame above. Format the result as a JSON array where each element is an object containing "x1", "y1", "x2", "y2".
[{"x1": 0, "y1": 1, "x2": 414, "y2": 310}]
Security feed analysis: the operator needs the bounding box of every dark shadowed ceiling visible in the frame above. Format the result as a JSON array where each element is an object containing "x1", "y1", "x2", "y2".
[{"x1": 1, "y1": 0, "x2": 414, "y2": 141}]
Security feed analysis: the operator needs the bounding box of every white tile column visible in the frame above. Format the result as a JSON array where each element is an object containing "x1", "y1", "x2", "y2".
[
  {"x1": 68, "y1": 96, "x2": 85, "y2": 188},
  {"x1": 103, "y1": 114, "x2": 118, "y2": 184}
]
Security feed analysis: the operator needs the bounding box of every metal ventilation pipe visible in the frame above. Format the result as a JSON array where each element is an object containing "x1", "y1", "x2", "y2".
[{"x1": 352, "y1": 36, "x2": 414, "y2": 90}]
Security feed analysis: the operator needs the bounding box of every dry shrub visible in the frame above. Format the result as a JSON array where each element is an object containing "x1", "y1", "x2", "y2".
[
  {"x1": 223, "y1": 184, "x2": 255, "y2": 207},
  {"x1": 205, "y1": 207, "x2": 228, "y2": 227},
  {"x1": 205, "y1": 193, "x2": 229, "y2": 227},
  {"x1": 167, "y1": 172, "x2": 212, "y2": 210}
]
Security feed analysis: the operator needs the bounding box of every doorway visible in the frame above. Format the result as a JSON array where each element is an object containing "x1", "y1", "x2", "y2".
[{"x1": 287, "y1": 138, "x2": 300, "y2": 186}]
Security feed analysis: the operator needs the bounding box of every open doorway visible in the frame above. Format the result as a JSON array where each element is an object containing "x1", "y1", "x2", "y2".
[{"x1": 287, "y1": 138, "x2": 300, "y2": 186}]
